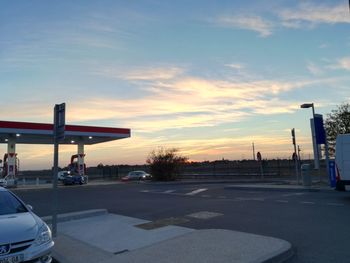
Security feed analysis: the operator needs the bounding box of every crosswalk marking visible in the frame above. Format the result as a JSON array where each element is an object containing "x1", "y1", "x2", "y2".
[{"x1": 185, "y1": 188, "x2": 208, "y2": 196}]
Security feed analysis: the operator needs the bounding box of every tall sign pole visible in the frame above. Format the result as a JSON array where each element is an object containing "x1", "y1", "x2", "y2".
[
  {"x1": 52, "y1": 103, "x2": 65, "y2": 238},
  {"x1": 291, "y1": 128, "x2": 299, "y2": 184}
]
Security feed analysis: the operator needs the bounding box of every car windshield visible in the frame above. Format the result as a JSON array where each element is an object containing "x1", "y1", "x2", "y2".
[{"x1": 0, "y1": 191, "x2": 28, "y2": 215}]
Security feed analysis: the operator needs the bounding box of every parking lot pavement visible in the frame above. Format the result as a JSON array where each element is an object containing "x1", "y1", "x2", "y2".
[{"x1": 51, "y1": 210, "x2": 293, "y2": 263}]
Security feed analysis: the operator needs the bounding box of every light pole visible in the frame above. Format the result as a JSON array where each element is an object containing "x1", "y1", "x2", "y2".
[{"x1": 300, "y1": 103, "x2": 321, "y2": 182}]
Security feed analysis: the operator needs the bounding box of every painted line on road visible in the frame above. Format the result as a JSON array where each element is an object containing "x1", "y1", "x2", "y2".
[
  {"x1": 236, "y1": 197, "x2": 265, "y2": 201},
  {"x1": 163, "y1": 190, "x2": 176, "y2": 194},
  {"x1": 301, "y1": 201, "x2": 315, "y2": 205},
  {"x1": 276, "y1": 200, "x2": 289, "y2": 203},
  {"x1": 186, "y1": 188, "x2": 208, "y2": 196},
  {"x1": 282, "y1": 192, "x2": 305, "y2": 197},
  {"x1": 326, "y1": 203, "x2": 344, "y2": 207},
  {"x1": 186, "y1": 211, "x2": 223, "y2": 220},
  {"x1": 140, "y1": 190, "x2": 150, "y2": 193}
]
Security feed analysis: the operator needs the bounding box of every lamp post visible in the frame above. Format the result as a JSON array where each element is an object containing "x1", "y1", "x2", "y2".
[{"x1": 300, "y1": 103, "x2": 321, "y2": 182}]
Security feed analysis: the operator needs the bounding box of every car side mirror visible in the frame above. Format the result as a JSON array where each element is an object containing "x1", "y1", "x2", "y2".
[{"x1": 26, "y1": 204, "x2": 33, "y2": 211}]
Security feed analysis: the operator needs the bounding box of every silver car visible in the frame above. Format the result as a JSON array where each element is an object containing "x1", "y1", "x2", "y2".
[{"x1": 0, "y1": 187, "x2": 54, "y2": 263}]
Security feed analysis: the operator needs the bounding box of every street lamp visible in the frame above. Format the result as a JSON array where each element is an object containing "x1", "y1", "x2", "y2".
[{"x1": 300, "y1": 103, "x2": 321, "y2": 180}]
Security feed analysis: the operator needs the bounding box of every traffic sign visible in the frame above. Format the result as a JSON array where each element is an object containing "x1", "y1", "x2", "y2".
[
  {"x1": 54, "y1": 103, "x2": 65, "y2": 141},
  {"x1": 328, "y1": 160, "x2": 336, "y2": 188}
]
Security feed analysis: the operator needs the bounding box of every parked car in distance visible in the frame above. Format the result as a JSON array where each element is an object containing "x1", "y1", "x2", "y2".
[
  {"x1": 62, "y1": 175, "x2": 86, "y2": 185},
  {"x1": 0, "y1": 187, "x2": 54, "y2": 263},
  {"x1": 0, "y1": 178, "x2": 7, "y2": 187},
  {"x1": 57, "y1": 171, "x2": 70, "y2": 181},
  {"x1": 121, "y1": 171, "x2": 152, "y2": 181}
]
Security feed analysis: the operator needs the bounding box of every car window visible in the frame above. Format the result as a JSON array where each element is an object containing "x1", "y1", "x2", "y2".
[{"x1": 0, "y1": 191, "x2": 28, "y2": 215}]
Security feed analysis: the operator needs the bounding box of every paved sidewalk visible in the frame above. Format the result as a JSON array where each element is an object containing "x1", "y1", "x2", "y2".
[{"x1": 51, "y1": 210, "x2": 293, "y2": 263}]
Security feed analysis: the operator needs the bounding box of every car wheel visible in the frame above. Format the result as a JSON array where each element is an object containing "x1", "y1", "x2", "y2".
[{"x1": 336, "y1": 181, "x2": 346, "y2": 191}]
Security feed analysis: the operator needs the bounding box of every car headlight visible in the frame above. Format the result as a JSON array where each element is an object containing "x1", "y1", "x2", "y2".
[{"x1": 34, "y1": 224, "x2": 52, "y2": 246}]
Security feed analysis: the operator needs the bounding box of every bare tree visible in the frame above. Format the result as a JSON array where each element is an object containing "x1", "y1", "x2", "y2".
[{"x1": 147, "y1": 147, "x2": 188, "y2": 181}]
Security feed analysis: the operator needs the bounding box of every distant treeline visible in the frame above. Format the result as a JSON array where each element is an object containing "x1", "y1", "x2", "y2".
[{"x1": 19, "y1": 158, "x2": 327, "y2": 180}]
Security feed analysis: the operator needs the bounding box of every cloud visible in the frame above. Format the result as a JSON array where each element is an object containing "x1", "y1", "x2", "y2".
[
  {"x1": 279, "y1": 3, "x2": 350, "y2": 28},
  {"x1": 225, "y1": 63, "x2": 245, "y2": 70},
  {"x1": 62, "y1": 74, "x2": 344, "y2": 133},
  {"x1": 95, "y1": 66, "x2": 184, "y2": 81},
  {"x1": 216, "y1": 15, "x2": 274, "y2": 37},
  {"x1": 328, "y1": 57, "x2": 350, "y2": 71},
  {"x1": 307, "y1": 62, "x2": 323, "y2": 75}
]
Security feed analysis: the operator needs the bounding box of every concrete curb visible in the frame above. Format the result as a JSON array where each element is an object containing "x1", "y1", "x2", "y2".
[
  {"x1": 144, "y1": 179, "x2": 287, "y2": 186},
  {"x1": 42, "y1": 209, "x2": 108, "y2": 224},
  {"x1": 224, "y1": 185, "x2": 334, "y2": 193},
  {"x1": 263, "y1": 245, "x2": 294, "y2": 263},
  {"x1": 14, "y1": 181, "x2": 122, "y2": 191}
]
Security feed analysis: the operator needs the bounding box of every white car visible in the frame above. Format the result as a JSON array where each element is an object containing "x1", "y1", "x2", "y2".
[
  {"x1": 122, "y1": 171, "x2": 152, "y2": 181},
  {"x1": 0, "y1": 187, "x2": 54, "y2": 263}
]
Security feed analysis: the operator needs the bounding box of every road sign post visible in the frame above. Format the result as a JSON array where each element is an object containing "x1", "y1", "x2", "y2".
[
  {"x1": 257, "y1": 152, "x2": 263, "y2": 179},
  {"x1": 291, "y1": 128, "x2": 299, "y2": 184},
  {"x1": 52, "y1": 103, "x2": 65, "y2": 238}
]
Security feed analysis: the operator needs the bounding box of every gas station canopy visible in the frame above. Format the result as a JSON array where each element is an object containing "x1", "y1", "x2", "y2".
[{"x1": 0, "y1": 120, "x2": 131, "y2": 145}]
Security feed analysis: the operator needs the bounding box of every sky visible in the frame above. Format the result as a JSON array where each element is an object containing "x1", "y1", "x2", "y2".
[{"x1": 0, "y1": 0, "x2": 350, "y2": 170}]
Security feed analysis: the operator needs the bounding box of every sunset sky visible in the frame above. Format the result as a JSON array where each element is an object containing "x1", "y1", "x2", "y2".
[{"x1": 1, "y1": 0, "x2": 350, "y2": 170}]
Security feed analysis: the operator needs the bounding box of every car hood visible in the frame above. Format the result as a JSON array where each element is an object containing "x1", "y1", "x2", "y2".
[{"x1": 0, "y1": 212, "x2": 41, "y2": 244}]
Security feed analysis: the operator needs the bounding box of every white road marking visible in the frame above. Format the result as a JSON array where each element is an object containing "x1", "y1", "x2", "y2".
[
  {"x1": 140, "y1": 190, "x2": 150, "y2": 193},
  {"x1": 282, "y1": 192, "x2": 305, "y2": 197},
  {"x1": 163, "y1": 190, "x2": 175, "y2": 194},
  {"x1": 186, "y1": 211, "x2": 223, "y2": 219},
  {"x1": 301, "y1": 201, "x2": 315, "y2": 205},
  {"x1": 276, "y1": 200, "x2": 289, "y2": 203},
  {"x1": 236, "y1": 197, "x2": 265, "y2": 201},
  {"x1": 326, "y1": 203, "x2": 344, "y2": 206},
  {"x1": 186, "y1": 188, "x2": 208, "y2": 196}
]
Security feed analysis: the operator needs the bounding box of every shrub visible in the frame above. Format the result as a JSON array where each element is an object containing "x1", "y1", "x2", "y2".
[{"x1": 146, "y1": 148, "x2": 188, "y2": 181}]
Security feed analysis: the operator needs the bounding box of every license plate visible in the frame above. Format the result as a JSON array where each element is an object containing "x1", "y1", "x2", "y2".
[{"x1": 0, "y1": 255, "x2": 23, "y2": 263}]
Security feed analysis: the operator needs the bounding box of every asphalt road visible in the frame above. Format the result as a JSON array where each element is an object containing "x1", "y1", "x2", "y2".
[{"x1": 13, "y1": 182, "x2": 350, "y2": 263}]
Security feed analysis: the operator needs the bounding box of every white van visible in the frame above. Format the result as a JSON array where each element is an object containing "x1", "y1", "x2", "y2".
[{"x1": 335, "y1": 134, "x2": 350, "y2": 191}]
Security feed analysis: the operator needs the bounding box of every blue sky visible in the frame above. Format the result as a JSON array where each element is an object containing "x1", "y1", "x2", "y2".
[{"x1": 0, "y1": 0, "x2": 349, "y2": 169}]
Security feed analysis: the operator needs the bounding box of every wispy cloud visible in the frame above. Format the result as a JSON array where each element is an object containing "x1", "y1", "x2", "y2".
[
  {"x1": 63, "y1": 73, "x2": 347, "y2": 133},
  {"x1": 279, "y1": 3, "x2": 350, "y2": 28},
  {"x1": 225, "y1": 63, "x2": 245, "y2": 70},
  {"x1": 216, "y1": 15, "x2": 274, "y2": 37},
  {"x1": 95, "y1": 66, "x2": 184, "y2": 81},
  {"x1": 307, "y1": 62, "x2": 323, "y2": 75},
  {"x1": 327, "y1": 57, "x2": 350, "y2": 71}
]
